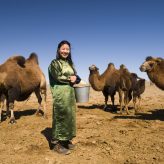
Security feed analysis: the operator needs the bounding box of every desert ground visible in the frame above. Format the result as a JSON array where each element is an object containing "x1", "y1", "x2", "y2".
[{"x1": 0, "y1": 82, "x2": 164, "y2": 164}]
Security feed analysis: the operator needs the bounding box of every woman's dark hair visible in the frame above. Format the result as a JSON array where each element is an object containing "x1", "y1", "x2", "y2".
[{"x1": 56, "y1": 40, "x2": 77, "y2": 74}]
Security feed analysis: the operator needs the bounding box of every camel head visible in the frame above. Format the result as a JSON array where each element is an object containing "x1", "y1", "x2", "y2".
[
  {"x1": 140, "y1": 56, "x2": 163, "y2": 72},
  {"x1": 89, "y1": 65, "x2": 99, "y2": 72}
]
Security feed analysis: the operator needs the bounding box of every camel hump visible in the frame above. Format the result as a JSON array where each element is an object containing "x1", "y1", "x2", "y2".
[
  {"x1": 108, "y1": 63, "x2": 115, "y2": 67},
  {"x1": 131, "y1": 73, "x2": 138, "y2": 78},
  {"x1": 8, "y1": 56, "x2": 26, "y2": 67},
  {"x1": 28, "y1": 52, "x2": 39, "y2": 65}
]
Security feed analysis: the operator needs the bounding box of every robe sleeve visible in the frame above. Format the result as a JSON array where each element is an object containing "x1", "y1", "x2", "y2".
[{"x1": 48, "y1": 60, "x2": 70, "y2": 84}]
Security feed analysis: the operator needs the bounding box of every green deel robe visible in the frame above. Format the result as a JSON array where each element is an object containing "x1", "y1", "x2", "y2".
[{"x1": 48, "y1": 59, "x2": 76, "y2": 141}]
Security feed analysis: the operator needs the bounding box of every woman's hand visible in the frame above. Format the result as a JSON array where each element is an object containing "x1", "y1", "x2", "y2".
[{"x1": 69, "y1": 75, "x2": 77, "y2": 83}]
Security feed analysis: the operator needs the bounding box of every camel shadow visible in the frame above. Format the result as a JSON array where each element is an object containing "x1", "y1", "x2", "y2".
[
  {"x1": 114, "y1": 109, "x2": 164, "y2": 121},
  {"x1": 14, "y1": 109, "x2": 37, "y2": 120},
  {"x1": 78, "y1": 104, "x2": 104, "y2": 110},
  {"x1": 1, "y1": 109, "x2": 37, "y2": 122},
  {"x1": 77, "y1": 104, "x2": 120, "y2": 113},
  {"x1": 1, "y1": 111, "x2": 9, "y2": 122},
  {"x1": 41, "y1": 127, "x2": 53, "y2": 149}
]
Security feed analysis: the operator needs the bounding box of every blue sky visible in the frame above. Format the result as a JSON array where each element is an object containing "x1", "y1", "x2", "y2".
[{"x1": 0, "y1": 0, "x2": 164, "y2": 83}]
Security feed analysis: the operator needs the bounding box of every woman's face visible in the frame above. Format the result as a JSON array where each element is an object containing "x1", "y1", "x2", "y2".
[{"x1": 59, "y1": 44, "x2": 70, "y2": 59}]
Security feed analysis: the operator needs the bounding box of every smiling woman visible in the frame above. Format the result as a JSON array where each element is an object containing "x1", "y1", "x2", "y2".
[
  {"x1": 48, "y1": 40, "x2": 81, "y2": 155},
  {"x1": 58, "y1": 43, "x2": 70, "y2": 59}
]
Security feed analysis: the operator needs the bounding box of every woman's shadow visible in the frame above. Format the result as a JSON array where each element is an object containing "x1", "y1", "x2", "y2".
[{"x1": 41, "y1": 127, "x2": 53, "y2": 150}]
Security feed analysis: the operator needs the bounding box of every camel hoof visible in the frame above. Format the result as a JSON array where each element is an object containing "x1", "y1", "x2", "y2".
[
  {"x1": 103, "y1": 106, "x2": 108, "y2": 111},
  {"x1": 9, "y1": 118, "x2": 16, "y2": 124},
  {"x1": 119, "y1": 111, "x2": 123, "y2": 114},
  {"x1": 35, "y1": 111, "x2": 40, "y2": 116},
  {"x1": 35, "y1": 110, "x2": 44, "y2": 117}
]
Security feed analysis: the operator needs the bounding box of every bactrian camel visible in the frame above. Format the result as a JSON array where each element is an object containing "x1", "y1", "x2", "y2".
[
  {"x1": 0, "y1": 53, "x2": 47, "y2": 123},
  {"x1": 140, "y1": 56, "x2": 164, "y2": 90}
]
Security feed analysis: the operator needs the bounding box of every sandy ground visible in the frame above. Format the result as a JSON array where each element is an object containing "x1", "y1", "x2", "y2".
[{"x1": 0, "y1": 82, "x2": 164, "y2": 164}]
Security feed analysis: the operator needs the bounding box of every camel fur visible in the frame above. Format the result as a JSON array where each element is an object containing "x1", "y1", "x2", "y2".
[
  {"x1": 89, "y1": 63, "x2": 121, "y2": 110},
  {"x1": 0, "y1": 53, "x2": 47, "y2": 123},
  {"x1": 88, "y1": 63, "x2": 134, "y2": 114},
  {"x1": 140, "y1": 56, "x2": 164, "y2": 90}
]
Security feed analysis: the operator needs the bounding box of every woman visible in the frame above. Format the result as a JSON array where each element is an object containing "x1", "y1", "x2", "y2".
[{"x1": 48, "y1": 40, "x2": 80, "y2": 155}]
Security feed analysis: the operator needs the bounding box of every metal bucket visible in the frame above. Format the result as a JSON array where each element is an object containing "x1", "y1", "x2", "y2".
[{"x1": 74, "y1": 85, "x2": 90, "y2": 103}]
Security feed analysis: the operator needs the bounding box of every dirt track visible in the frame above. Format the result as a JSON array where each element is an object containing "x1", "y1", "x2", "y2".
[{"x1": 0, "y1": 82, "x2": 164, "y2": 164}]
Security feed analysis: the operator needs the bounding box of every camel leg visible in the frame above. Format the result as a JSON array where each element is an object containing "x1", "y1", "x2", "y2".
[
  {"x1": 133, "y1": 96, "x2": 137, "y2": 113},
  {"x1": 0, "y1": 95, "x2": 5, "y2": 122},
  {"x1": 124, "y1": 91, "x2": 130, "y2": 115},
  {"x1": 0, "y1": 102, "x2": 2, "y2": 122},
  {"x1": 35, "y1": 89, "x2": 42, "y2": 116},
  {"x1": 104, "y1": 95, "x2": 108, "y2": 110},
  {"x1": 6, "y1": 99, "x2": 10, "y2": 117},
  {"x1": 139, "y1": 96, "x2": 141, "y2": 108},
  {"x1": 0, "y1": 100, "x2": 2, "y2": 122},
  {"x1": 41, "y1": 89, "x2": 47, "y2": 119},
  {"x1": 125, "y1": 104, "x2": 130, "y2": 115},
  {"x1": 111, "y1": 94, "x2": 116, "y2": 111},
  {"x1": 35, "y1": 89, "x2": 47, "y2": 119},
  {"x1": 134, "y1": 96, "x2": 142, "y2": 114},
  {"x1": 9, "y1": 102, "x2": 16, "y2": 124},
  {"x1": 137, "y1": 96, "x2": 142, "y2": 111},
  {"x1": 118, "y1": 89, "x2": 123, "y2": 114},
  {"x1": 0, "y1": 101, "x2": 4, "y2": 122},
  {"x1": 8, "y1": 88, "x2": 19, "y2": 124},
  {"x1": 0, "y1": 109, "x2": 1, "y2": 122},
  {"x1": 125, "y1": 104, "x2": 129, "y2": 115}
]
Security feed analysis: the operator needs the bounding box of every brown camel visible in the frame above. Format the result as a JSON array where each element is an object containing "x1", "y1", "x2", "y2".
[
  {"x1": 129, "y1": 72, "x2": 145, "y2": 112},
  {"x1": 140, "y1": 56, "x2": 164, "y2": 90},
  {"x1": 89, "y1": 63, "x2": 123, "y2": 112},
  {"x1": 0, "y1": 53, "x2": 47, "y2": 123},
  {"x1": 118, "y1": 64, "x2": 133, "y2": 114},
  {"x1": 89, "y1": 63, "x2": 131, "y2": 114},
  {"x1": 89, "y1": 63, "x2": 144, "y2": 114},
  {"x1": 119, "y1": 65, "x2": 146, "y2": 114},
  {"x1": 132, "y1": 78, "x2": 145, "y2": 111}
]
